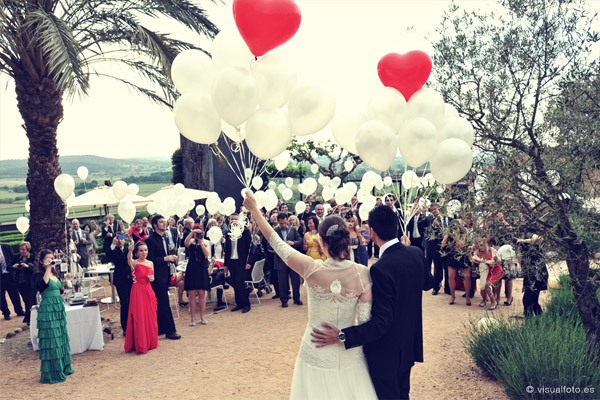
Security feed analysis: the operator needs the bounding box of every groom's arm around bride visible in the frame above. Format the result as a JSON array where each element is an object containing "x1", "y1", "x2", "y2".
[{"x1": 311, "y1": 205, "x2": 429, "y2": 400}]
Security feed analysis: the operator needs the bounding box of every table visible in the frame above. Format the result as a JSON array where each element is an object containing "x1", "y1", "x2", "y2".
[
  {"x1": 86, "y1": 263, "x2": 118, "y2": 304},
  {"x1": 30, "y1": 304, "x2": 104, "y2": 354}
]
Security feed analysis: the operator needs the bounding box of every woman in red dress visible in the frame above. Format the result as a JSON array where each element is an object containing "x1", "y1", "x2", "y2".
[{"x1": 124, "y1": 241, "x2": 158, "y2": 354}]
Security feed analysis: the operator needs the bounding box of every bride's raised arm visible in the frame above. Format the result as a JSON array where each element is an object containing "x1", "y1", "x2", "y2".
[{"x1": 244, "y1": 192, "x2": 314, "y2": 277}]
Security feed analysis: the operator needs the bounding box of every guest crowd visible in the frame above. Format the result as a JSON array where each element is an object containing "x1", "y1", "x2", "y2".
[{"x1": 0, "y1": 189, "x2": 549, "y2": 383}]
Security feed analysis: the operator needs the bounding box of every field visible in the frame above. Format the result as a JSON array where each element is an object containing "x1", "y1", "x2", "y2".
[{"x1": 0, "y1": 178, "x2": 171, "y2": 225}]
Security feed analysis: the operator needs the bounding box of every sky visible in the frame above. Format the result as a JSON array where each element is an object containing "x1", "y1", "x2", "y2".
[{"x1": 0, "y1": 0, "x2": 590, "y2": 161}]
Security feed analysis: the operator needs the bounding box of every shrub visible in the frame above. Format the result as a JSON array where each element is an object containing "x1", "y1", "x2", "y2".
[{"x1": 465, "y1": 277, "x2": 600, "y2": 399}]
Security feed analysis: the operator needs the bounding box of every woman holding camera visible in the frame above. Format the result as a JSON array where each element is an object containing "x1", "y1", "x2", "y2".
[
  {"x1": 184, "y1": 226, "x2": 210, "y2": 326},
  {"x1": 35, "y1": 249, "x2": 73, "y2": 383}
]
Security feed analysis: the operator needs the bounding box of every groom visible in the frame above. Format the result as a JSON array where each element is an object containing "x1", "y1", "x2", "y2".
[{"x1": 311, "y1": 205, "x2": 431, "y2": 400}]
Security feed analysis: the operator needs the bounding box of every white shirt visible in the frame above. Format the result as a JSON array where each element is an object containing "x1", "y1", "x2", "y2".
[
  {"x1": 379, "y1": 238, "x2": 400, "y2": 257},
  {"x1": 231, "y1": 238, "x2": 239, "y2": 260}
]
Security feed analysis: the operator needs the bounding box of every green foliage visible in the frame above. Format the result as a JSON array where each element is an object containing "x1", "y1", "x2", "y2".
[
  {"x1": 287, "y1": 138, "x2": 361, "y2": 180},
  {"x1": 171, "y1": 148, "x2": 184, "y2": 184},
  {"x1": 120, "y1": 171, "x2": 172, "y2": 184},
  {"x1": 264, "y1": 161, "x2": 308, "y2": 179},
  {"x1": 465, "y1": 277, "x2": 600, "y2": 399}
]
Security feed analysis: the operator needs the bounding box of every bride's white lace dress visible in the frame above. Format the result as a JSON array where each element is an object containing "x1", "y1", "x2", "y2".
[{"x1": 269, "y1": 233, "x2": 377, "y2": 400}]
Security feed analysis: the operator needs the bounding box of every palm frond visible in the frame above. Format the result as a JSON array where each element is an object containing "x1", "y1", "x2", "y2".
[
  {"x1": 23, "y1": 9, "x2": 89, "y2": 96},
  {"x1": 137, "y1": 0, "x2": 220, "y2": 39}
]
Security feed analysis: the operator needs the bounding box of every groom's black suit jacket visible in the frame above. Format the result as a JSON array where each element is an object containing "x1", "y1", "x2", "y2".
[{"x1": 342, "y1": 241, "x2": 429, "y2": 399}]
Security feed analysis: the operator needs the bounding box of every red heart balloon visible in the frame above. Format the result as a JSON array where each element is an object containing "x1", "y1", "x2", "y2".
[
  {"x1": 377, "y1": 51, "x2": 432, "y2": 101},
  {"x1": 233, "y1": 0, "x2": 301, "y2": 57}
]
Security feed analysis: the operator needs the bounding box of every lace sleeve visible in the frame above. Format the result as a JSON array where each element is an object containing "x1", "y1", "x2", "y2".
[
  {"x1": 268, "y1": 232, "x2": 295, "y2": 264},
  {"x1": 357, "y1": 301, "x2": 372, "y2": 324}
]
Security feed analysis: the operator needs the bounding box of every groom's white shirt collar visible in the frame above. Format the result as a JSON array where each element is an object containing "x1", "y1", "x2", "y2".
[{"x1": 379, "y1": 238, "x2": 399, "y2": 256}]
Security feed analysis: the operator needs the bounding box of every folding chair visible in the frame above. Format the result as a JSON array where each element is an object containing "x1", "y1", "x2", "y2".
[
  {"x1": 244, "y1": 259, "x2": 268, "y2": 305},
  {"x1": 168, "y1": 286, "x2": 180, "y2": 319}
]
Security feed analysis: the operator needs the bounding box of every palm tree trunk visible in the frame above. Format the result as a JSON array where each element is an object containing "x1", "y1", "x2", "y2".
[
  {"x1": 180, "y1": 136, "x2": 213, "y2": 191},
  {"x1": 14, "y1": 73, "x2": 66, "y2": 256}
]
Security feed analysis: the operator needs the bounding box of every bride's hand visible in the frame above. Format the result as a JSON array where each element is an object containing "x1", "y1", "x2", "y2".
[
  {"x1": 310, "y1": 322, "x2": 341, "y2": 348},
  {"x1": 243, "y1": 191, "x2": 259, "y2": 212}
]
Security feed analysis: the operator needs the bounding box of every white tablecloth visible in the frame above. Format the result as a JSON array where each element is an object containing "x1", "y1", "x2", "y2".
[{"x1": 30, "y1": 304, "x2": 104, "y2": 354}]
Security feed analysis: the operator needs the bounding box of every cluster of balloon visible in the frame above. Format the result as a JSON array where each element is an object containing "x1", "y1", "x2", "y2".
[
  {"x1": 171, "y1": 0, "x2": 336, "y2": 188},
  {"x1": 331, "y1": 49, "x2": 473, "y2": 186},
  {"x1": 146, "y1": 183, "x2": 203, "y2": 221},
  {"x1": 203, "y1": 192, "x2": 237, "y2": 217}
]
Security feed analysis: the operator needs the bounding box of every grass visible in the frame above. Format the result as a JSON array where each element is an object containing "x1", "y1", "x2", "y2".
[{"x1": 465, "y1": 275, "x2": 600, "y2": 399}]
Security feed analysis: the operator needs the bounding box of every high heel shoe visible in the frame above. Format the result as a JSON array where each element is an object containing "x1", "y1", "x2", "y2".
[
  {"x1": 478, "y1": 301, "x2": 486, "y2": 307},
  {"x1": 466, "y1": 300, "x2": 472, "y2": 306},
  {"x1": 503, "y1": 297, "x2": 514, "y2": 306},
  {"x1": 200, "y1": 319, "x2": 208, "y2": 325},
  {"x1": 189, "y1": 321, "x2": 196, "y2": 327},
  {"x1": 488, "y1": 302, "x2": 498, "y2": 310}
]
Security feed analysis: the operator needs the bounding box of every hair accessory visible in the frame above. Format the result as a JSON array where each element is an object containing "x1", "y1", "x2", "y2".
[{"x1": 326, "y1": 224, "x2": 339, "y2": 237}]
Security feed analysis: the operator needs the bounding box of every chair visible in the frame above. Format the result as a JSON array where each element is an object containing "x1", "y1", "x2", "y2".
[
  {"x1": 168, "y1": 286, "x2": 180, "y2": 319},
  {"x1": 79, "y1": 275, "x2": 109, "y2": 312},
  {"x1": 208, "y1": 275, "x2": 228, "y2": 313},
  {"x1": 244, "y1": 259, "x2": 268, "y2": 305}
]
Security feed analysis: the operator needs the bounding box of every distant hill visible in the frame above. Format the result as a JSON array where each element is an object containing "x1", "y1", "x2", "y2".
[{"x1": 0, "y1": 155, "x2": 171, "y2": 179}]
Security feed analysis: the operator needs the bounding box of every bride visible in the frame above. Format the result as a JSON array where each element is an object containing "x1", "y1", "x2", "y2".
[{"x1": 244, "y1": 192, "x2": 377, "y2": 399}]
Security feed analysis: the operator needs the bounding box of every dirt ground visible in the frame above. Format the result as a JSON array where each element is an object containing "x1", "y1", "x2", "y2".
[{"x1": 1, "y1": 261, "x2": 564, "y2": 400}]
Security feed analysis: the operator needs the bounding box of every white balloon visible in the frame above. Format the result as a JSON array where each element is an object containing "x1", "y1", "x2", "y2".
[
  {"x1": 171, "y1": 49, "x2": 215, "y2": 95},
  {"x1": 267, "y1": 181, "x2": 277, "y2": 190},
  {"x1": 245, "y1": 108, "x2": 292, "y2": 160},
  {"x1": 356, "y1": 120, "x2": 397, "y2": 171},
  {"x1": 331, "y1": 106, "x2": 368, "y2": 155},
  {"x1": 223, "y1": 197, "x2": 236, "y2": 207},
  {"x1": 252, "y1": 54, "x2": 297, "y2": 108},
  {"x1": 406, "y1": 88, "x2": 445, "y2": 125},
  {"x1": 174, "y1": 183, "x2": 185, "y2": 196},
  {"x1": 344, "y1": 160, "x2": 354, "y2": 172},
  {"x1": 301, "y1": 178, "x2": 318, "y2": 196},
  {"x1": 206, "y1": 194, "x2": 222, "y2": 215},
  {"x1": 358, "y1": 202, "x2": 374, "y2": 221},
  {"x1": 222, "y1": 122, "x2": 246, "y2": 143},
  {"x1": 77, "y1": 166, "x2": 88, "y2": 181},
  {"x1": 254, "y1": 190, "x2": 266, "y2": 209},
  {"x1": 147, "y1": 202, "x2": 157, "y2": 214},
  {"x1": 367, "y1": 86, "x2": 407, "y2": 131},
  {"x1": 16, "y1": 216, "x2": 29, "y2": 234},
  {"x1": 282, "y1": 188, "x2": 293, "y2": 201},
  {"x1": 173, "y1": 93, "x2": 222, "y2": 144},
  {"x1": 344, "y1": 182, "x2": 358, "y2": 196},
  {"x1": 322, "y1": 186, "x2": 335, "y2": 201},
  {"x1": 212, "y1": 66, "x2": 257, "y2": 127},
  {"x1": 547, "y1": 170, "x2": 560, "y2": 186},
  {"x1": 252, "y1": 176, "x2": 264, "y2": 190},
  {"x1": 195, "y1": 204, "x2": 206, "y2": 215},
  {"x1": 25, "y1": 199, "x2": 30, "y2": 212},
  {"x1": 285, "y1": 177, "x2": 294, "y2": 188},
  {"x1": 112, "y1": 180, "x2": 128, "y2": 201},
  {"x1": 288, "y1": 83, "x2": 336, "y2": 136},
  {"x1": 207, "y1": 226, "x2": 224, "y2": 245},
  {"x1": 335, "y1": 187, "x2": 351, "y2": 205},
  {"x1": 295, "y1": 201, "x2": 306, "y2": 215},
  {"x1": 310, "y1": 164, "x2": 319, "y2": 174},
  {"x1": 383, "y1": 176, "x2": 393, "y2": 187},
  {"x1": 444, "y1": 103, "x2": 459, "y2": 118},
  {"x1": 330, "y1": 177, "x2": 341, "y2": 189},
  {"x1": 402, "y1": 170, "x2": 421, "y2": 189},
  {"x1": 278, "y1": 183, "x2": 287, "y2": 193},
  {"x1": 211, "y1": 29, "x2": 254, "y2": 71},
  {"x1": 272, "y1": 150, "x2": 291, "y2": 171},
  {"x1": 118, "y1": 201, "x2": 136, "y2": 224},
  {"x1": 430, "y1": 139, "x2": 473, "y2": 184},
  {"x1": 264, "y1": 190, "x2": 279, "y2": 211},
  {"x1": 438, "y1": 116, "x2": 474, "y2": 147},
  {"x1": 175, "y1": 197, "x2": 191, "y2": 216},
  {"x1": 127, "y1": 183, "x2": 139, "y2": 196},
  {"x1": 54, "y1": 174, "x2": 75, "y2": 201},
  {"x1": 423, "y1": 172, "x2": 436, "y2": 187},
  {"x1": 398, "y1": 117, "x2": 438, "y2": 168}
]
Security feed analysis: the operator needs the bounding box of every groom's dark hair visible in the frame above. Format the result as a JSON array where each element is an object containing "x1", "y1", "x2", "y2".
[{"x1": 368, "y1": 205, "x2": 398, "y2": 241}]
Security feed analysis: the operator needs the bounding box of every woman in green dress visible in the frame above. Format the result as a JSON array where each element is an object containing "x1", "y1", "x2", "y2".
[{"x1": 35, "y1": 249, "x2": 73, "y2": 383}]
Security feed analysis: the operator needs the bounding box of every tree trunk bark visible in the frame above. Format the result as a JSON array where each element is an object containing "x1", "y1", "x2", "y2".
[
  {"x1": 558, "y1": 211, "x2": 600, "y2": 351},
  {"x1": 14, "y1": 73, "x2": 66, "y2": 257},
  {"x1": 180, "y1": 136, "x2": 213, "y2": 191}
]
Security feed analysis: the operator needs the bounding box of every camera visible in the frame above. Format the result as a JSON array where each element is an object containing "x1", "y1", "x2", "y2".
[
  {"x1": 345, "y1": 210, "x2": 354, "y2": 219},
  {"x1": 117, "y1": 234, "x2": 126, "y2": 240},
  {"x1": 50, "y1": 259, "x2": 61, "y2": 265}
]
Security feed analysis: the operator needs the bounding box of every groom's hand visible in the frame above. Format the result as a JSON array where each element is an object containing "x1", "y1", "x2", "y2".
[{"x1": 310, "y1": 322, "x2": 340, "y2": 348}]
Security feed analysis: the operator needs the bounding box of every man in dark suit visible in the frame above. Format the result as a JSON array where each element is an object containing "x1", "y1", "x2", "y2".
[
  {"x1": 312, "y1": 205, "x2": 432, "y2": 400},
  {"x1": 107, "y1": 234, "x2": 133, "y2": 335},
  {"x1": 71, "y1": 219, "x2": 91, "y2": 268},
  {"x1": 101, "y1": 213, "x2": 120, "y2": 261},
  {"x1": 384, "y1": 193, "x2": 406, "y2": 239},
  {"x1": 224, "y1": 213, "x2": 252, "y2": 313},
  {"x1": 146, "y1": 214, "x2": 181, "y2": 340},
  {"x1": 424, "y1": 203, "x2": 452, "y2": 295},
  {"x1": 406, "y1": 208, "x2": 427, "y2": 251},
  {"x1": 273, "y1": 213, "x2": 303, "y2": 308},
  {"x1": 1, "y1": 243, "x2": 24, "y2": 320}
]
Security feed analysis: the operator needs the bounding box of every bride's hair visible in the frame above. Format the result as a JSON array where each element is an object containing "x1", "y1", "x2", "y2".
[{"x1": 318, "y1": 215, "x2": 350, "y2": 261}]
